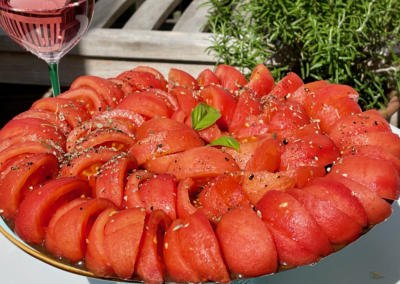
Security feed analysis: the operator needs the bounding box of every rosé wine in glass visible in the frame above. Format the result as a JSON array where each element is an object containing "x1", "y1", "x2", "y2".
[{"x1": 0, "y1": 0, "x2": 95, "y2": 96}]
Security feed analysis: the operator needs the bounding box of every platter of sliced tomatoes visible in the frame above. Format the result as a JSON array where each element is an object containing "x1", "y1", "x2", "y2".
[{"x1": 0, "y1": 64, "x2": 399, "y2": 284}]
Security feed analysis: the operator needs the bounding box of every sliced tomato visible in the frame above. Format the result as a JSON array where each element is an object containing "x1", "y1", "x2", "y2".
[
  {"x1": 30, "y1": 97, "x2": 91, "y2": 128},
  {"x1": 246, "y1": 64, "x2": 275, "y2": 98},
  {"x1": 103, "y1": 208, "x2": 146, "y2": 279},
  {"x1": 286, "y1": 188, "x2": 361, "y2": 245},
  {"x1": 108, "y1": 78, "x2": 133, "y2": 98},
  {"x1": 71, "y1": 75, "x2": 124, "y2": 108},
  {"x1": 214, "y1": 65, "x2": 247, "y2": 93},
  {"x1": 142, "y1": 153, "x2": 182, "y2": 174},
  {"x1": 14, "y1": 177, "x2": 91, "y2": 244},
  {"x1": 184, "y1": 117, "x2": 221, "y2": 143},
  {"x1": 147, "y1": 89, "x2": 179, "y2": 111},
  {"x1": 0, "y1": 154, "x2": 33, "y2": 184},
  {"x1": 0, "y1": 153, "x2": 59, "y2": 219},
  {"x1": 45, "y1": 198, "x2": 89, "y2": 259},
  {"x1": 85, "y1": 207, "x2": 117, "y2": 277},
  {"x1": 279, "y1": 166, "x2": 326, "y2": 188},
  {"x1": 168, "y1": 68, "x2": 199, "y2": 91},
  {"x1": 200, "y1": 85, "x2": 237, "y2": 130},
  {"x1": 245, "y1": 138, "x2": 282, "y2": 172},
  {"x1": 290, "y1": 80, "x2": 329, "y2": 106},
  {"x1": 198, "y1": 182, "x2": 228, "y2": 223},
  {"x1": 58, "y1": 148, "x2": 120, "y2": 196},
  {"x1": 117, "y1": 71, "x2": 163, "y2": 92},
  {"x1": 166, "y1": 147, "x2": 240, "y2": 184},
  {"x1": 176, "y1": 177, "x2": 198, "y2": 219},
  {"x1": 72, "y1": 129, "x2": 136, "y2": 152},
  {"x1": 122, "y1": 170, "x2": 154, "y2": 209},
  {"x1": 197, "y1": 69, "x2": 220, "y2": 87},
  {"x1": 222, "y1": 139, "x2": 268, "y2": 170},
  {"x1": 117, "y1": 92, "x2": 174, "y2": 119},
  {"x1": 129, "y1": 130, "x2": 204, "y2": 165},
  {"x1": 256, "y1": 190, "x2": 333, "y2": 267},
  {"x1": 276, "y1": 122, "x2": 323, "y2": 143},
  {"x1": 135, "y1": 118, "x2": 193, "y2": 141},
  {"x1": 96, "y1": 153, "x2": 138, "y2": 208},
  {"x1": 58, "y1": 86, "x2": 108, "y2": 116},
  {"x1": 171, "y1": 109, "x2": 188, "y2": 123},
  {"x1": 13, "y1": 109, "x2": 71, "y2": 136},
  {"x1": 136, "y1": 210, "x2": 172, "y2": 284},
  {"x1": 0, "y1": 118, "x2": 66, "y2": 150},
  {"x1": 170, "y1": 86, "x2": 202, "y2": 116},
  {"x1": 179, "y1": 210, "x2": 230, "y2": 283},
  {"x1": 234, "y1": 114, "x2": 271, "y2": 139},
  {"x1": 267, "y1": 72, "x2": 303, "y2": 99},
  {"x1": 228, "y1": 90, "x2": 263, "y2": 134},
  {"x1": 216, "y1": 205, "x2": 278, "y2": 277},
  {"x1": 234, "y1": 171, "x2": 296, "y2": 205},
  {"x1": 93, "y1": 109, "x2": 145, "y2": 130},
  {"x1": 164, "y1": 219, "x2": 206, "y2": 282},
  {"x1": 132, "y1": 66, "x2": 168, "y2": 91}
]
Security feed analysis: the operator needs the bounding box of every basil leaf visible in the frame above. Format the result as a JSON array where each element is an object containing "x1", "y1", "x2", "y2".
[
  {"x1": 191, "y1": 103, "x2": 221, "y2": 131},
  {"x1": 209, "y1": 136, "x2": 240, "y2": 151}
]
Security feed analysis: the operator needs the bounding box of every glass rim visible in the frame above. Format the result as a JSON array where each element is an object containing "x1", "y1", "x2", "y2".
[{"x1": 0, "y1": 0, "x2": 90, "y2": 12}]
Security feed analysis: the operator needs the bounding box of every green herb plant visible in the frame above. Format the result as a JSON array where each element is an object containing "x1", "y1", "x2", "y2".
[{"x1": 204, "y1": 0, "x2": 400, "y2": 110}]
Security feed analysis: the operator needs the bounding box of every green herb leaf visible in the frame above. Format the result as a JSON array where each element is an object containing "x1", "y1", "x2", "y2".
[
  {"x1": 209, "y1": 136, "x2": 240, "y2": 151},
  {"x1": 191, "y1": 103, "x2": 221, "y2": 131}
]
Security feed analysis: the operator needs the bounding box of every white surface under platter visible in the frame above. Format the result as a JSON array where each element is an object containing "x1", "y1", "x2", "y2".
[{"x1": 1, "y1": 126, "x2": 400, "y2": 284}]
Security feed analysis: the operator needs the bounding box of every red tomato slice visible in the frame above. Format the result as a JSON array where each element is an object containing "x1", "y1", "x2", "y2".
[
  {"x1": 163, "y1": 219, "x2": 206, "y2": 283},
  {"x1": 30, "y1": 97, "x2": 91, "y2": 128},
  {"x1": 326, "y1": 174, "x2": 392, "y2": 225},
  {"x1": 235, "y1": 171, "x2": 296, "y2": 205},
  {"x1": 290, "y1": 80, "x2": 329, "y2": 106},
  {"x1": 142, "y1": 153, "x2": 182, "y2": 174},
  {"x1": 197, "y1": 69, "x2": 220, "y2": 87},
  {"x1": 228, "y1": 90, "x2": 262, "y2": 134},
  {"x1": 166, "y1": 147, "x2": 240, "y2": 183},
  {"x1": 0, "y1": 153, "x2": 59, "y2": 219},
  {"x1": 0, "y1": 154, "x2": 33, "y2": 184},
  {"x1": 103, "y1": 208, "x2": 146, "y2": 279},
  {"x1": 45, "y1": 197, "x2": 89, "y2": 259},
  {"x1": 200, "y1": 85, "x2": 237, "y2": 130},
  {"x1": 279, "y1": 134, "x2": 340, "y2": 171},
  {"x1": 222, "y1": 139, "x2": 267, "y2": 170},
  {"x1": 267, "y1": 72, "x2": 303, "y2": 99},
  {"x1": 92, "y1": 109, "x2": 145, "y2": 131},
  {"x1": 331, "y1": 156, "x2": 400, "y2": 200},
  {"x1": 71, "y1": 76, "x2": 124, "y2": 108},
  {"x1": 176, "y1": 177, "x2": 198, "y2": 219},
  {"x1": 276, "y1": 122, "x2": 323, "y2": 143},
  {"x1": 171, "y1": 109, "x2": 187, "y2": 123},
  {"x1": 117, "y1": 71, "x2": 163, "y2": 92},
  {"x1": 245, "y1": 138, "x2": 282, "y2": 172},
  {"x1": 256, "y1": 191, "x2": 333, "y2": 266},
  {"x1": 129, "y1": 130, "x2": 204, "y2": 165},
  {"x1": 136, "y1": 210, "x2": 172, "y2": 284},
  {"x1": 198, "y1": 182, "x2": 228, "y2": 223},
  {"x1": 59, "y1": 148, "x2": 120, "y2": 196},
  {"x1": 216, "y1": 205, "x2": 278, "y2": 277},
  {"x1": 135, "y1": 118, "x2": 193, "y2": 141},
  {"x1": 184, "y1": 117, "x2": 221, "y2": 144},
  {"x1": 132, "y1": 66, "x2": 168, "y2": 91},
  {"x1": 13, "y1": 109, "x2": 71, "y2": 136},
  {"x1": 73, "y1": 129, "x2": 136, "y2": 152},
  {"x1": 279, "y1": 166, "x2": 326, "y2": 188},
  {"x1": 122, "y1": 170, "x2": 154, "y2": 209},
  {"x1": 53, "y1": 198, "x2": 118, "y2": 263},
  {"x1": 117, "y1": 92, "x2": 174, "y2": 119},
  {"x1": 0, "y1": 118, "x2": 66, "y2": 151},
  {"x1": 178, "y1": 210, "x2": 230, "y2": 283},
  {"x1": 168, "y1": 68, "x2": 199, "y2": 91},
  {"x1": 108, "y1": 78, "x2": 133, "y2": 98},
  {"x1": 214, "y1": 65, "x2": 247, "y2": 93},
  {"x1": 58, "y1": 86, "x2": 108, "y2": 116},
  {"x1": 147, "y1": 89, "x2": 179, "y2": 111},
  {"x1": 246, "y1": 64, "x2": 275, "y2": 98},
  {"x1": 85, "y1": 207, "x2": 117, "y2": 277},
  {"x1": 170, "y1": 86, "x2": 202, "y2": 116},
  {"x1": 96, "y1": 153, "x2": 138, "y2": 208},
  {"x1": 234, "y1": 114, "x2": 271, "y2": 139},
  {"x1": 14, "y1": 177, "x2": 91, "y2": 244}
]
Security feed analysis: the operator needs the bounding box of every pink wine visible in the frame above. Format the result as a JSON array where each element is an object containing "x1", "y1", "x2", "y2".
[{"x1": 0, "y1": 0, "x2": 94, "y2": 62}]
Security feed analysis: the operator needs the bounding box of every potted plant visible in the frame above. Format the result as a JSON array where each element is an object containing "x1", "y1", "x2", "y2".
[{"x1": 204, "y1": 0, "x2": 400, "y2": 121}]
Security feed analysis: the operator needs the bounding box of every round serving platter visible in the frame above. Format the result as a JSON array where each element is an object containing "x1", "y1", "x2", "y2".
[{"x1": 1, "y1": 126, "x2": 400, "y2": 284}]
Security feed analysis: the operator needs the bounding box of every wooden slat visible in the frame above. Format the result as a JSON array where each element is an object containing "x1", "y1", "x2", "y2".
[
  {"x1": 0, "y1": 52, "x2": 215, "y2": 86},
  {"x1": 90, "y1": 0, "x2": 136, "y2": 29},
  {"x1": 0, "y1": 28, "x2": 215, "y2": 62},
  {"x1": 173, "y1": 0, "x2": 209, "y2": 33},
  {"x1": 123, "y1": 0, "x2": 181, "y2": 30}
]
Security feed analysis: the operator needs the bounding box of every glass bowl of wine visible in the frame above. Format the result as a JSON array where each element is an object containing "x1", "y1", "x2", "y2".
[{"x1": 0, "y1": 0, "x2": 95, "y2": 96}]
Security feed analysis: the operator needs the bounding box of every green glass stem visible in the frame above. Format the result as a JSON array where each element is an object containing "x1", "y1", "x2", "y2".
[{"x1": 47, "y1": 61, "x2": 60, "y2": 97}]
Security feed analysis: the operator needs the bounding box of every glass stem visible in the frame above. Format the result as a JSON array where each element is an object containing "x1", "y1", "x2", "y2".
[{"x1": 47, "y1": 61, "x2": 60, "y2": 97}]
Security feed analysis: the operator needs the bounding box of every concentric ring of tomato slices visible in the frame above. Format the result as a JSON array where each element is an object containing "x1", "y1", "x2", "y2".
[{"x1": 0, "y1": 153, "x2": 59, "y2": 219}]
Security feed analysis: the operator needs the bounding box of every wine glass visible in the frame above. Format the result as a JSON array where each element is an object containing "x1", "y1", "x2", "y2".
[{"x1": 0, "y1": 0, "x2": 95, "y2": 96}]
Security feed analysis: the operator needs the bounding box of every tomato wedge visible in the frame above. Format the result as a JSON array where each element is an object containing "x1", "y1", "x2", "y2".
[
  {"x1": 58, "y1": 86, "x2": 108, "y2": 116},
  {"x1": 267, "y1": 72, "x2": 303, "y2": 99},
  {"x1": 72, "y1": 129, "x2": 136, "y2": 152},
  {"x1": 170, "y1": 86, "x2": 202, "y2": 116},
  {"x1": 0, "y1": 153, "x2": 59, "y2": 219},
  {"x1": 122, "y1": 170, "x2": 154, "y2": 209},
  {"x1": 135, "y1": 118, "x2": 193, "y2": 141},
  {"x1": 168, "y1": 68, "x2": 199, "y2": 91},
  {"x1": 245, "y1": 138, "x2": 282, "y2": 172},
  {"x1": 246, "y1": 64, "x2": 275, "y2": 98},
  {"x1": 279, "y1": 166, "x2": 326, "y2": 188},
  {"x1": 71, "y1": 75, "x2": 124, "y2": 108},
  {"x1": 117, "y1": 71, "x2": 163, "y2": 92},
  {"x1": 176, "y1": 177, "x2": 198, "y2": 219},
  {"x1": 214, "y1": 65, "x2": 247, "y2": 93},
  {"x1": 197, "y1": 69, "x2": 220, "y2": 87},
  {"x1": 290, "y1": 80, "x2": 329, "y2": 106},
  {"x1": 108, "y1": 78, "x2": 133, "y2": 98},
  {"x1": 136, "y1": 210, "x2": 172, "y2": 284},
  {"x1": 14, "y1": 177, "x2": 91, "y2": 244},
  {"x1": 92, "y1": 109, "x2": 145, "y2": 131},
  {"x1": 142, "y1": 153, "x2": 182, "y2": 175},
  {"x1": 132, "y1": 66, "x2": 168, "y2": 91}
]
